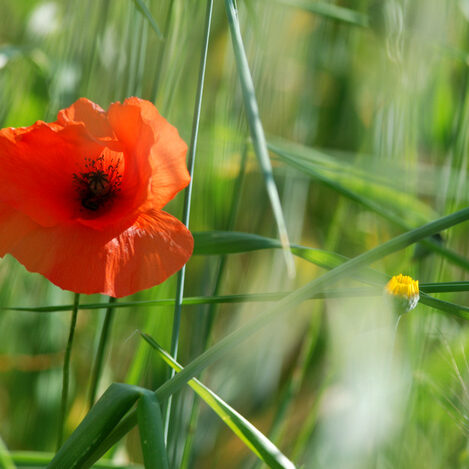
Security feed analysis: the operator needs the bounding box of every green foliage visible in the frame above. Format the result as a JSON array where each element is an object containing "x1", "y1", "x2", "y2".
[{"x1": 2, "y1": 0, "x2": 469, "y2": 468}]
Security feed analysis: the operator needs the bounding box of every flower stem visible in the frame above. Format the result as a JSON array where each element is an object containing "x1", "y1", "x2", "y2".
[
  {"x1": 88, "y1": 297, "x2": 117, "y2": 409},
  {"x1": 164, "y1": 0, "x2": 214, "y2": 445},
  {"x1": 57, "y1": 293, "x2": 80, "y2": 450}
]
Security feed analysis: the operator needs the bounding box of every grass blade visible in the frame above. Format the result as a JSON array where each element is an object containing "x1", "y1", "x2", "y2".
[
  {"x1": 140, "y1": 333, "x2": 296, "y2": 469},
  {"x1": 137, "y1": 392, "x2": 169, "y2": 469},
  {"x1": 271, "y1": 142, "x2": 469, "y2": 271},
  {"x1": 0, "y1": 434, "x2": 16, "y2": 469},
  {"x1": 132, "y1": 0, "x2": 163, "y2": 39},
  {"x1": 224, "y1": 0, "x2": 294, "y2": 275},
  {"x1": 165, "y1": 0, "x2": 214, "y2": 444},
  {"x1": 57, "y1": 293, "x2": 80, "y2": 449},
  {"x1": 48, "y1": 383, "x2": 143, "y2": 469},
  {"x1": 274, "y1": 0, "x2": 369, "y2": 27},
  {"x1": 88, "y1": 297, "x2": 117, "y2": 408}
]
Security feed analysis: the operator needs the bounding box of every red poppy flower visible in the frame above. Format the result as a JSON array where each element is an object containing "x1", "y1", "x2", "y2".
[{"x1": 0, "y1": 97, "x2": 193, "y2": 297}]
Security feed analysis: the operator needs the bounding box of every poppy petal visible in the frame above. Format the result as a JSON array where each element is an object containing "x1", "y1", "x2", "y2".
[
  {"x1": 0, "y1": 202, "x2": 39, "y2": 256},
  {"x1": 57, "y1": 98, "x2": 116, "y2": 144},
  {"x1": 0, "y1": 122, "x2": 104, "y2": 227},
  {"x1": 1, "y1": 208, "x2": 193, "y2": 298},
  {"x1": 108, "y1": 97, "x2": 190, "y2": 210}
]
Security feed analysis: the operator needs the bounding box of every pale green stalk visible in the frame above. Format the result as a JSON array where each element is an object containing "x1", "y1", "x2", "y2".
[
  {"x1": 57, "y1": 293, "x2": 80, "y2": 449},
  {"x1": 164, "y1": 0, "x2": 214, "y2": 445},
  {"x1": 88, "y1": 297, "x2": 117, "y2": 409}
]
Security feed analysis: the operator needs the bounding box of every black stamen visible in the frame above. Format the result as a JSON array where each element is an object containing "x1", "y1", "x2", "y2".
[{"x1": 73, "y1": 155, "x2": 122, "y2": 213}]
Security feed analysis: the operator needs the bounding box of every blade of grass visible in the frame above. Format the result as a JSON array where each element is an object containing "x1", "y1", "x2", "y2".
[
  {"x1": 132, "y1": 0, "x2": 163, "y2": 39},
  {"x1": 271, "y1": 143, "x2": 469, "y2": 271},
  {"x1": 225, "y1": 0, "x2": 295, "y2": 275},
  {"x1": 0, "y1": 434, "x2": 16, "y2": 469},
  {"x1": 137, "y1": 392, "x2": 169, "y2": 469},
  {"x1": 80, "y1": 206, "x2": 469, "y2": 465},
  {"x1": 88, "y1": 297, "x2": 117, "y2": 409},
  {"x1": 274, "y1": 0, "x2": 369, "y2": 27},
  {"x1": 4, "y1": 288, "x2": 469, "y2": 316},
  {"x1": 164, "y1": 0, "x2": 214, "y2": 443},
  {"x1": 140, "y1": 333, "x2": 295, "y2": 469},
  {"x1": 57, "y1": 293, "x2": 80, "y2": 450},
  {"x1": 48, "y1": 383, "x2": 144, "y2": 469}
]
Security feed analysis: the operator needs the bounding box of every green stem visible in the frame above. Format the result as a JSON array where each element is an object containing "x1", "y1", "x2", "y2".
[
  {"x1": 163, "y1": 0, "x2": 214, "y2": 444},
  {"x1": 225, "y1": 0, "x2": 294, "y2": 274},
  {"x1": 57, "y1": 293, "x2": 80, "y2": 449},
  {"x1": 88, "y1": 297, "x2": 117, "y2": 409}
]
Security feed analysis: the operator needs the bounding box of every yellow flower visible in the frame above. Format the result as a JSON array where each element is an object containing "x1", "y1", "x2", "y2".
[{"x1": 385, "y1": 274, "x2": 419, "y2": 312}]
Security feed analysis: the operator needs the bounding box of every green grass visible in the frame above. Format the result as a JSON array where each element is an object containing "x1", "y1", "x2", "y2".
[{"x1": 1, "y1": 0, "x2": 469, "y2": 468}]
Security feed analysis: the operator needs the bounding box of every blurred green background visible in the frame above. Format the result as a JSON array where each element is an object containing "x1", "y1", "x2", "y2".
[{"x1": 1, "y1": 0, "x2": 469, "y2": 468}]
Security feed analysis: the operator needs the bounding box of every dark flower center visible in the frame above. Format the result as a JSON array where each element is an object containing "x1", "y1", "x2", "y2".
[{"x1": 73, "y1": 155, "x2": 122, "y2": 212}]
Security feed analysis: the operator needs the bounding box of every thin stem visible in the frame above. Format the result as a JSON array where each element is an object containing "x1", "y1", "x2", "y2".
[
  {"x1": 57, "y1": 293, "x2": 80, "y2": 450},
  {"x1": 88, "y1": 297, "x2": 117, "y2": 409},
  {"x1": 163, "y1": 0, "x2": 214, "y2": 444}
]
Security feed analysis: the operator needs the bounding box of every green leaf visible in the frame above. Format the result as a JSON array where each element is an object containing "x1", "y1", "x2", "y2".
[
  {"x1": 48, "y1": 383, "x2": 143, "y2": 469},
  {"x1": 224, "y1": 0, "x2": 294, "y2": 274},
  {"x1": 270, "y1": 141, "x2": 469, "y2": 271},
  {"x1": 140, "y1": 333, "x2": 295, "y2": 469},
  {"x1": 194, "y1": 230, "x2": 347, "y2": 270},
  {"x1": 274, "y1": 0, "x2": 369, "y2": 27},
  {"x1": 137, "y1": 393, "x2": 169, "y2": 469},
  {"x1": 132, "y1": 0, "x2": 163, "y2": 39},
  {"x1": 419, "y1": 294, "x2": 469, "y2": 321},
  {"x1": 0, "y1": 434, "x2": 16, "y2": 469}
]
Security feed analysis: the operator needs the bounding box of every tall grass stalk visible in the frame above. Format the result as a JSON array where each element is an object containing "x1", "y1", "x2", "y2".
[
  {"x1": 88, "y1": 297, "x2": 117, "y2": 409},
  {"x1": 164, "y1": 0, "x2": 214, "y2": 443},
  {"x1": 57, "y1": 293, "x2": 80, "y2": 449}
]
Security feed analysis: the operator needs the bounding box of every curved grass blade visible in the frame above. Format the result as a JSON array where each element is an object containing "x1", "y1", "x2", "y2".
[
  {"x1": 194, "y1": 230, "x2": 347, "y2": 270},
  {"x1": 274, "y1": 0, "x2": 369, "y2": 27},
  {"x1": 137, "y1": 392, "x2": 169, "y2": 469},
  {"x1": 80, "y1": 207, "x2": 469, "y2": 465},
  {"x1": 419, "y1": 294, "x2": 469, "y2": 321},
  {"x1": 268, "y1": 138, "x2": 435, "y2": 224},
  {"x1": 48, "y1": 383, "x2": 143, "y2": 469},
  {"x1": 132, "y1": 0, "x2": 163, "y2": 39},
  {"x1": 0, "y1": 434, "x2": 16, "y2": 469},
  {"x1": 224, "y1": 0, "x2": 294, "y2": 275},
  {"x1": 271, "y1": 142, "x2": 469, "y2": 271},
  {"x1": 140, "y1": 332, "x2": 295, "y2": 469}
]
